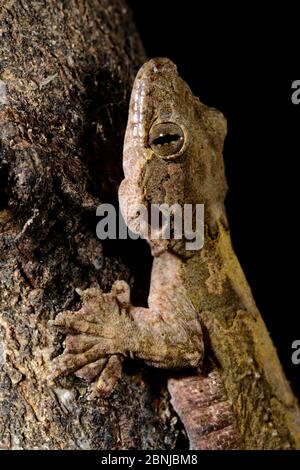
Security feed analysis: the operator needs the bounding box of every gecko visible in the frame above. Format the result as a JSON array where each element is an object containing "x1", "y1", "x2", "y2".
[{"x1": 50, "y1": 58, "x2": 300, "y2": 450}]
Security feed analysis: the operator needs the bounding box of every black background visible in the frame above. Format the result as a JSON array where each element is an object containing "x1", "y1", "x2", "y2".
[{"x1": 128, "y1": 1, "x2": 300, "y2": 398}]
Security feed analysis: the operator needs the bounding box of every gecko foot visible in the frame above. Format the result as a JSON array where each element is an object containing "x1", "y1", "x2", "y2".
[{"x1": 49, "y1": 282, "x2": 131, "y2": 396}]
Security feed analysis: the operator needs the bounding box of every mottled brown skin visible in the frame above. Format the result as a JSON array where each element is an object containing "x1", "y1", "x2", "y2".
[{"x1": 51, "y1": 58, "x2": 300, "y2": 449}]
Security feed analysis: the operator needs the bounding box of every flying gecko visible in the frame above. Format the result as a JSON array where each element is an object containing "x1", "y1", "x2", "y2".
[{"x1": 50, "y1": 58, "x2": 300, "y2": 450}]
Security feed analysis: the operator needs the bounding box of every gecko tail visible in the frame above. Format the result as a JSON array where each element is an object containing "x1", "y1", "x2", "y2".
[{"x1": 168, "y1": 370, "x2": 241, "y2": 450}]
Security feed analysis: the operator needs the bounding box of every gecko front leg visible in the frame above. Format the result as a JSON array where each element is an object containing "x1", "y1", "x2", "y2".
[{"x1": 50, "y1": 252, "x2": 204, "y2": 388}]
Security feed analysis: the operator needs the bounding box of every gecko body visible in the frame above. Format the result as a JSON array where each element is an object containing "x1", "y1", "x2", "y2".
[{"x1": 51, "y1": 59, "x2": 299, "y2": 450}]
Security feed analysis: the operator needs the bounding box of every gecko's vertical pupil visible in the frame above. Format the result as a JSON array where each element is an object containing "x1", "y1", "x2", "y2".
[{"x1": 149, "y1": 122, "x2": 184, "y2": 158}]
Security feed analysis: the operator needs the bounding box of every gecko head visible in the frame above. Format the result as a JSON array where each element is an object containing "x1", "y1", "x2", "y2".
[{"x1": 121, "y1": 58, "x2": 229, "y2": 254}]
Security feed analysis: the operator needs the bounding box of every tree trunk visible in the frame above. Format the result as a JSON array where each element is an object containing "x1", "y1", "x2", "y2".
[
  {"x1": 0, "y1": 0, "x2": 179, "y2": 450},
  {"x1": 0, "y1": 0, "x2": 299, "y2": 451}
]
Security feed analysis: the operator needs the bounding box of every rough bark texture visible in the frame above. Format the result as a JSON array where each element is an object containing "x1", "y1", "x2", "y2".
[
  {"x1": 0, "y1": 0, "x2": 299, "y2": 451},
  {"x1": 0, "y1": 0, "x2": 179, "y2": 450}
]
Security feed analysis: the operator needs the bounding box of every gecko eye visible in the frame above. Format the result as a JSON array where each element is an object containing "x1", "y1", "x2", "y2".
[{"x1": 149, "y1": 122, "x2": 184, "y2": 158}]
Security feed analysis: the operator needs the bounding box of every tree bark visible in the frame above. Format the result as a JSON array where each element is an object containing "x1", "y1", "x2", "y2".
[
  {"x1": 0, "y1": 0, "x2": 179, "y2": 450},
  {"x1": 0, "y1": 0, "x2": 299, "y2": 451}
]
